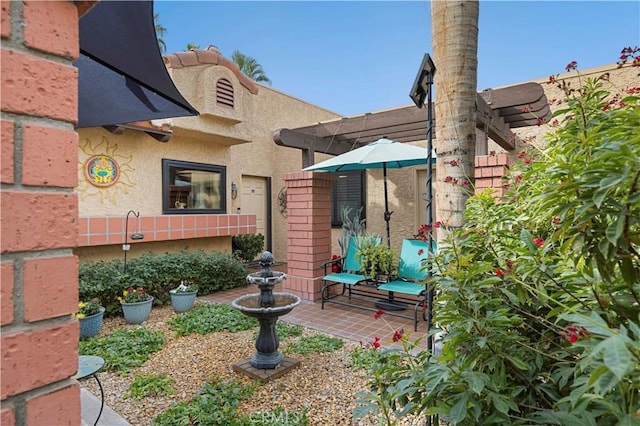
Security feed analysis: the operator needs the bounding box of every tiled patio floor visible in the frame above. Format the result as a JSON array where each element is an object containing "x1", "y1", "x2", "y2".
[{"x1": 199, "y1": 274, "x2": 431, "y2": 351}]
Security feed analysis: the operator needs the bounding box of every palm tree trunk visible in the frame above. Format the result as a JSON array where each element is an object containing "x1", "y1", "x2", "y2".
[{"x1": 431, "y1": 0, "x2": 479, "y2": 240}]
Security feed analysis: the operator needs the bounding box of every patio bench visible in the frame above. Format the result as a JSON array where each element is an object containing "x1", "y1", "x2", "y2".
[{"x1": 321, "y1": 238, "x2": 436, "y2": 331}]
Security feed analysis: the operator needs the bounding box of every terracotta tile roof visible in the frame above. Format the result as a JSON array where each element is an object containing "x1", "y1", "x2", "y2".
[{"x1": 163, "y1": 45, "x2": 259, "y2": 95}]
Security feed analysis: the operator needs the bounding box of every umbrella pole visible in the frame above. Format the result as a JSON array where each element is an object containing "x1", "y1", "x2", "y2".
[{"x1": 383, "y1": 163, "x2": 391, "y2": 247}]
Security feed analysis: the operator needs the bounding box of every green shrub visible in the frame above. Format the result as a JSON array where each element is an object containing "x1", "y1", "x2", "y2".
[
  {"x1": 79, "y1": 250, "x2": 249, "y2": 315},
  {"x1": 354, "y1": 60, "x2": 640, "y2": 424},
  {"x1": 232, "y1": 233, "x2": 265, "y2": 263}
]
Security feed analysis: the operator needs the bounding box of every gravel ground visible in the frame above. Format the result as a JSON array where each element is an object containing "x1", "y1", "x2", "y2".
[{"x1": 81, "y1": 302, "x2": 428, "y2": 426}]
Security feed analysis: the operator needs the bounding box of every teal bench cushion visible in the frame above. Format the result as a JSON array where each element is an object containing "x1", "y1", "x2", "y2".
[
  {"x1": 377, "y1": 280, "x2": 425, "y2": 295},
  {"x1": 322, "y1": 272, "x2": 368, "y2": 286}
]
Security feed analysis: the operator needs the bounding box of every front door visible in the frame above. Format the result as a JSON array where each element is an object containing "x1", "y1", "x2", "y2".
[{"x1": 241, "y1": 176, "x2": 270, "y2": 251}]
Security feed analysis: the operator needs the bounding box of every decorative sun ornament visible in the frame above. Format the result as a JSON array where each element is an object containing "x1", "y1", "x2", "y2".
[{"x1": 77, "y1": 136, "x2": 136, "y2": 203}]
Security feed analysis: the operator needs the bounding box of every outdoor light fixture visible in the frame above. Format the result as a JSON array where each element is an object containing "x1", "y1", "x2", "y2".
[
  {"x1": 409, "y1": 53, "x2": 436, "y2": 108},
  {"x1": 410, "y1": 53, "x2": 437, "y2": 365},
  {"x1": 231, "y1": 182, "x2": 238, "y2": 200}
]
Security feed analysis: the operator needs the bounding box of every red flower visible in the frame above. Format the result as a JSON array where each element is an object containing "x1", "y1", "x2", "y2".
[
  {"x1": 374, "y1": 309, "x2": 385, "y2": 320},
  {"x1": 331, "y1": 254, "x2": 341, "y2": 273},
  {"x1": 533, "y1": 237, "x2": 544, "y2": 247},
  {"x1": 495, "y1": 269, "x2": 504, "y2": 277},
  {"x1": 418, "y1": 249, "x2": 424, "y2": 255},
  {"x1": 565, "y1": 325, "x2": 589, "y2": 344},
  {"x1": 449, "y1": 160, "x2": 458, "y2": 167},
  {"x1": 392, "y1": 329, "x2": 405, "y2": 342},
  {"x1": 518, "y1": 151, "x2": 526, "y2": 159},
  {"x1": 434, "y1": 221, "x2": 442, "y2": 228},
  {"x1": 565, "y1": 60, "x2": 578, "y2": 72},
  {"x1": 371, "y1": 336, "x2": 381, "y2": 349},
  {"x1": 552, "y1": 217, "x2": 561, "y2": 224}
]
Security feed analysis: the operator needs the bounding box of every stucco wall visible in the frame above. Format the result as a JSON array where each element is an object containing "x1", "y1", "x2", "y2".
[
  {"x1": 75, "y1": 237, "x2": 230, "y2": 263},
  {"x1": 76, "y1": 53, "x2": 341, "y2": 264},
  {"x1": 77, "y1": 127, "x2": 229, "y2": 216}
]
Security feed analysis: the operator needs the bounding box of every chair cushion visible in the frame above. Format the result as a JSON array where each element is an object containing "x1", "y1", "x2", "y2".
[
  {"x1": 323, "y1": 272, "x2": 369, "y2": 286},
  {"x1": 377, "y1": 280, "x2": 425, "y2": 296}
]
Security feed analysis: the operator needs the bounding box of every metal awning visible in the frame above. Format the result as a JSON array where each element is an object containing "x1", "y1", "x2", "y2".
[{"x1": 75, "y1": 1, "x2": 198, "y2": 129}]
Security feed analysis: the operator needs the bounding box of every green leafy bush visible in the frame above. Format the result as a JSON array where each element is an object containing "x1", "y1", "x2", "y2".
[
  {"x1": 79, "y1": 328, "x2": 164, "y2": 374},
  {"x1": 232, "y1": 233, "x2": 265, "y2": 263},
  {"x1": 354, "y1": 59, "x2": 640, "y2": 424},
  {"x1": 80, "y1": 250, "x2": 249, "y2": 316}
]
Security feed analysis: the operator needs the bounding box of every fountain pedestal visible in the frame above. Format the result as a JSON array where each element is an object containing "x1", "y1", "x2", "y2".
[{"x1": 231, "y1": 252, "x2": 301, "y2": 380}]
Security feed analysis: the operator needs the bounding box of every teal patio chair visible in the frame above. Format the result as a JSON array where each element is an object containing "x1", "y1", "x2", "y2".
[
  {"x1": 321, "y1": 236, "x2": 377, "y2": 308},
  {"x1": 377, "y1": 238, "x2": 437, "y2": 331}
]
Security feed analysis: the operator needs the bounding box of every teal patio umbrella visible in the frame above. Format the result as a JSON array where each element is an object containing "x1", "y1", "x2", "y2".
[{"x1": 303, "y1": 137, "x2": 435, "y2": 246}]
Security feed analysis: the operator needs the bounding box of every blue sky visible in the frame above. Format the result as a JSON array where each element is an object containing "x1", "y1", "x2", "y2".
[{"x1": 154, "y1": 1, "x2": 640, "y2": 116}]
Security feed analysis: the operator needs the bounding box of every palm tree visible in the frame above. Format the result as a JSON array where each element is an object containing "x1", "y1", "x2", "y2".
[
  {"x1": 186, "y1": 43, "x2": 200, "y2": 51},
  {"x1": 231, "y1": 50, "x2": 272, "y2": 85},
  {"x1": 431, "y1": 0, "x2": 479, "y2": 238},
  {"x1": 154, "y1": 14, "x2": 167, "y2": 53}
]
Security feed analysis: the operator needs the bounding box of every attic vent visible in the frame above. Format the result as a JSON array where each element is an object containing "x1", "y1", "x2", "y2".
[{"x1": 216, "y1": 78, "x2": 234, "y2": 108}]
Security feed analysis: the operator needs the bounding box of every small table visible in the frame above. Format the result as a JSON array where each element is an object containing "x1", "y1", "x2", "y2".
[{"x1": 74, "y1": 355, "x2": 105, "y2": 426}]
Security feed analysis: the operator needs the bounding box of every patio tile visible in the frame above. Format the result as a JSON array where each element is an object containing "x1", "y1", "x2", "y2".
[{"x1": 199, "y1": 276, "x2": 428, "y2": 350}]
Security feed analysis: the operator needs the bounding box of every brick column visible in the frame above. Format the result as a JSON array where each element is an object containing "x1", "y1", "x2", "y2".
[
  {"x1": 474, "y1": 153, "x2": 513, "y2": 197},
  {"x1": 282, "y1": 171, "x2": 334, "y2": 301},
  {"x1": 1, "y1": 2, "x2": 89, "y2": 424}
]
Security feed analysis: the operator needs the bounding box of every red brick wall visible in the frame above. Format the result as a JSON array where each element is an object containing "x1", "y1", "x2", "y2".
[
  {"x1": 1, "y1": 2, "x2": 85, "y2": 424},
  {"x1": 283, "y1": 171, "x2": 334, "y2": 301},
  {"x1": 474, "y1": 153, "x2": 512, "y2": 197}
]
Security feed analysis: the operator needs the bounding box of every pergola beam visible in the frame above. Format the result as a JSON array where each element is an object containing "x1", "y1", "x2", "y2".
[{"x1": 275, "y1": 82, "x2": 550, "y2": 158}]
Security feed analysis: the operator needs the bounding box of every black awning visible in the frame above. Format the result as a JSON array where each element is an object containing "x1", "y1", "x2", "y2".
[{"x1": 75, "y1": 1, "x2": 198, "y2": 129}]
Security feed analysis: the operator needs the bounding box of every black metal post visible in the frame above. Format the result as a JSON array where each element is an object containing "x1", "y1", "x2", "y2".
[
  {"x1": 123, "y1": 210, "x2": 139, "y2": 274},
  {"x1": 425, "y1": 70, "x2": 435, "y2": 354}
]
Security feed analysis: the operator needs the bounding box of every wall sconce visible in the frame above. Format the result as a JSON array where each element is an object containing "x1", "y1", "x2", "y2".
[{"x1": 231, "y1": 182, "x2": 238, "y2": 200}]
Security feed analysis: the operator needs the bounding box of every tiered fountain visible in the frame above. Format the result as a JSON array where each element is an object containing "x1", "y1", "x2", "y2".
[{"x1": 231, "y1": 252, "x2": 301, "y2": 380}]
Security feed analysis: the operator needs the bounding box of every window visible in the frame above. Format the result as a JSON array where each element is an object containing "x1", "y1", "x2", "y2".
[
  {"x1": 162, "y1": 159, "x2": 226, "y2": 214},
  {"x1": 331, "y1": 170, "x2": 366, "y2": 227}
]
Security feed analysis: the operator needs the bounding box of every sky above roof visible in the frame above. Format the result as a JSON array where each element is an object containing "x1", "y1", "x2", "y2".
[{"x1": 154, "y1": 1, "x2": 640, "y2": 117}]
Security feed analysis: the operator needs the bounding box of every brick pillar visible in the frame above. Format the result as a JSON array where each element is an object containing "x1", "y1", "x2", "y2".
[
  {"x1": 1, "y1": 2, "x2": 89, "y2": 424},
  {"x1": 474, "y1": 153, "x2": 513, "y2": 197},
  {"x1": 282, "y1": 171, "x2": 334, "y2": 301}
]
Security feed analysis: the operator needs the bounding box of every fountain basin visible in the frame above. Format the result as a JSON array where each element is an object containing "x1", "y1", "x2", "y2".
[{"x1": 232, "y1": 293, "x2": 301, "y2": 318}]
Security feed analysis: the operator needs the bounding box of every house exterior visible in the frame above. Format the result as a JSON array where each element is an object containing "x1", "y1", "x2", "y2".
[
  {"x1": 75, "y1": 46, "x2": 340, "y2": 264},
  {"x1": 1, "y1": 2, "x2": 636, "y2": 424}
]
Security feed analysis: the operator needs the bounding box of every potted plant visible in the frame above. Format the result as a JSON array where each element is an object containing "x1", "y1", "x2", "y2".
[
  {"x1": 355, "y1": 234, "x2": 396, "y2": 280},
  {"x1": 74, "y1": 298, "x2": 105, "y2": 339},
  {"x1": 169, "y1": 281, "x2": 198, "y2": 313},
  {"x1": 118, "y1": 287, "x2": 153, "y2": 324}
]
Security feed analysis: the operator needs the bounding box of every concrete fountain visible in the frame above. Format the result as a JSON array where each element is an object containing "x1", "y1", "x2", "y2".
[{"x1": 231, "y1": 252, "x2": 301, "y2": 380}]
